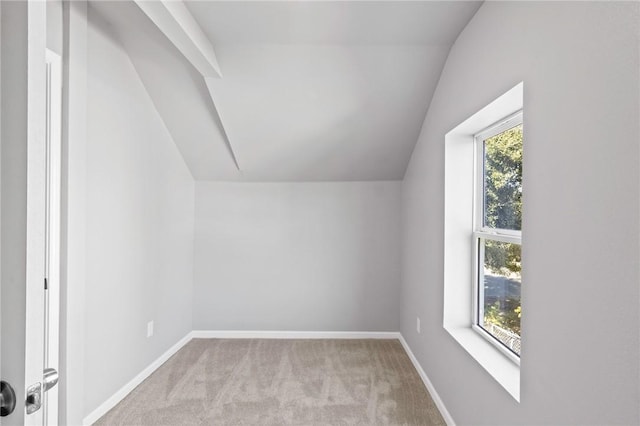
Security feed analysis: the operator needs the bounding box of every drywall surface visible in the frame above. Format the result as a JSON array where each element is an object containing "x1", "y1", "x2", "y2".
[
  {"x1": 84, "y1": 8, "x2": 195, "y2": 416},
  {"x1": 60, "y1": 2, "x2": 88, "y2": 424},
  {"x1": 401, "y1": 2, "x2": 639, "y2": 425},
  {"x1": 194, "y1": 181, "x2": 401, "y2": 331}
]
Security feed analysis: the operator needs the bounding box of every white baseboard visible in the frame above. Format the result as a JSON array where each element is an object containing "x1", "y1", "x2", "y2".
[
  {"x1": 82, "y1": 332, "x2": 193, "y2": 426},
  {"x1": 398, "y1": 334, "x2": 455, "y2": 426},
  {"x1": 191, "y1": 330, "x2": 401, "y2": 339}
]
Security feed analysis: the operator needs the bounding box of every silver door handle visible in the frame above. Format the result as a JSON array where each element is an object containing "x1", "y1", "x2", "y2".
[
  {"x1": 43, "y1": 368, "x2": 58, "y2": 392},
  {"x1": 0, "y1": 381, "x2": 17, "y2": 416}
]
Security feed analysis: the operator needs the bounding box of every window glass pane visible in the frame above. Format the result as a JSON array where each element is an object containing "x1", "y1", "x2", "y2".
[
  {"x1": 483, "y1": 123, "x2": 523, "y2": 230},
  {"x1": 479, "y1": 239, "x2": 521, "y2": 355}
]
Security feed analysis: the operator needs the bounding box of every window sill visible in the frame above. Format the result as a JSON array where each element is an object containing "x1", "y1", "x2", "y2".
[{"x1": 444, "y1": 325, "x2": 520, "y2": 401}]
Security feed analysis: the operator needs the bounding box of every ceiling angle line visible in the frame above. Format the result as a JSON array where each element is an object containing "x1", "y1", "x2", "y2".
[
  {"x1": 133, "y1": 0, "x2": 222, "y2": 78},
  {"x1": 205, "y1": 78, "x2": 241, "y2": 171},
  {"x1": 135, "y1": 0, "x2": 239, "y2": 170}
]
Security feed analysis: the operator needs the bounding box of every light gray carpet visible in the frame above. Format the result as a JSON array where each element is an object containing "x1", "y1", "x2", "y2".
[{"x1": 95, "y1": 339, "x2": 445, "y2": 425}]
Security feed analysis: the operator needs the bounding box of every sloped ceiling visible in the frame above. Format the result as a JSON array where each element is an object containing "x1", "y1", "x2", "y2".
[{"x1": 90, "y1": 1, "x2": 481, "y2": 181}]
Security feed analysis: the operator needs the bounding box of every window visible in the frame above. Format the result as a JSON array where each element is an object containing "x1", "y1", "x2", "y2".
[
  {"x1": 473, "y1": 112, "x2": 523, "y2": 362},
  {"x1": 443, "y1": 82, "x2": 523, "y2": 401}
]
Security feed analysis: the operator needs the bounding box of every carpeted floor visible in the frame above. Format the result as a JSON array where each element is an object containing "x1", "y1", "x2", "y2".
[{"x1": 95, "y1": 339, "x2": 445, "y2": 425}]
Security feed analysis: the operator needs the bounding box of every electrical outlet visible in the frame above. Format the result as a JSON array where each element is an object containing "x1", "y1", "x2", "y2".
[
  {"x1": 147, "y1": 321, "x2": 154, "y2": 338},
  {"x1": 416, "y1": 317, "x2": 421, "y2": 334}
]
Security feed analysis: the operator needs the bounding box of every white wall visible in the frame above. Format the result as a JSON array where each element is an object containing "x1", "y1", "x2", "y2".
[
  {"x1": 83, "y1": 8, "x2": 195, "y2": 416},
  {"x1": 60, "y1": 2, "x2": 88, "y2": 423},
  {"x1": 401, "y1": 2, "x2": 639, "y2": 425},
  {"x1": 194, "y1": 181, "x2": 401, "y2": 332}
]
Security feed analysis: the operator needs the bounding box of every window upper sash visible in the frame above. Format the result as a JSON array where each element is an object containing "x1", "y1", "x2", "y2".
[{"x1": 473, "y1": 111, "x2": 523, "y2": 235}]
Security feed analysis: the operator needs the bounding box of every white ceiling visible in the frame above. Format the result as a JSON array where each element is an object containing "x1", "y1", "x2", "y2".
[
  {"x1": 91, "y1": 1, "x2": 481, "y2": 181},
  {"x1": 186, "y1": 1, "x2": 481, "y2": 45}
]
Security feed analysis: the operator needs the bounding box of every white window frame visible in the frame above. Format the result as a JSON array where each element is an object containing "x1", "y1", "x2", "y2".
[
  {"x1": 443, "y1": 81, "x2": 523, "y2": 402},
  {"x1": 471, "y1": 111, "x2": 523, "y2": 366}
]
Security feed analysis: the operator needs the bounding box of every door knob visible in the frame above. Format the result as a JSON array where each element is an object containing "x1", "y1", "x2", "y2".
[{"x1": 0, "y1": 380, "x2": 17, "y2": 417}]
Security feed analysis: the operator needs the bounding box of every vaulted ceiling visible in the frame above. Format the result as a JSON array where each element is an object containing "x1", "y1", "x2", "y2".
[{"x1": 90, "y1": 1, "x2": 481, "y2": 181}]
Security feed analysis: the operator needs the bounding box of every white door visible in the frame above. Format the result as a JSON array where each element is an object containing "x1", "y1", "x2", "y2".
[
  {"x1": 0, "y1": 2, "x2": 57, "y2": 425},
  {"x1": 43, "y1": 49, "x2": 63, "y2": 426}
]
